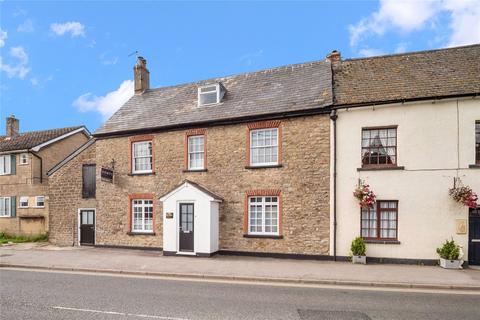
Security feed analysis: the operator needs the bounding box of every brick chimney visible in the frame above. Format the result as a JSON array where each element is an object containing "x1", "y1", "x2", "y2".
[
  {"x1": 134, "y1": 56, "x2": 150, "y2": 94},
  {"x1": 326, "y1": 50, "x2": 341, "y2": 63},
  {"x1": 6, "y1": 115, "x2": 19, "y2": 137}
]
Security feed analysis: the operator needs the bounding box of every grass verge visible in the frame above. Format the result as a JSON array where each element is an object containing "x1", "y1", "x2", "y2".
[{"x1": 0, "y1": 232, "x2": 48, "y2": 244}]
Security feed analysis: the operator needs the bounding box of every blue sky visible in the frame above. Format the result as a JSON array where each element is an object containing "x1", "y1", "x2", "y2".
[{"x1": 1, "y1": 1, "x2": 479, "y2": 133}]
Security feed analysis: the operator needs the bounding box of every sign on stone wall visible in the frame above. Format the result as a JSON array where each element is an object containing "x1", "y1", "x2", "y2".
[{"x1": 101, "y1": 167, "x2": 113, "y2": 183}]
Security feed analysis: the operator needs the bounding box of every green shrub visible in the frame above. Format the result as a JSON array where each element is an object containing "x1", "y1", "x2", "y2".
[
  {"x1": 351, "y1": 237, "x2": 366, "y2": 256},
  {"x1": 436, "y1": 239, "x2": 460, "y2": 260}
]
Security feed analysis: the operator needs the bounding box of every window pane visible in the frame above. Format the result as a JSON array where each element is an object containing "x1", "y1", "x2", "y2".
[
  {"x1": 200, "y1": 92, "x2": 217, "y2": 105},
  {"x1": 133, "y1": 142, "x2": 152, "y2": 172},
  {"x1": 248, "y1": 196, "x2": 278, "y2": 235},
  {"x1": 132, "y1": 199, "x2": 153, "y2": 232},
  {"x1": 361, "y1": 128, "x2": 397, "y2": 166},
  {"x1": 250, "y1": 128, "x2": 279, "y2": 165},
  {"x1": 188, "y1": 135, "x2": 204, "y2": 169}
]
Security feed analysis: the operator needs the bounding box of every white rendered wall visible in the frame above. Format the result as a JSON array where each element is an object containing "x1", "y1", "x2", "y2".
[{"x1": 331, "y1": 97, "x2": 480, "y2": 260}]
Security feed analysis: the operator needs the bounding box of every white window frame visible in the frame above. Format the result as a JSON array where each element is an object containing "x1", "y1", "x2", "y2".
[
  {"x1": 248, "y1": 196, "x2": 279, "y2": 236},
  {"x1": 0, "y1": 155, "x2": 11, "y2": 175},
  {"x1": 198, "y1": 84, "x2": 223, "y2": 106},
  {"x1": 188, "y1": 135, "x2": 205, "y2": 170},
  {"x1": 19, "y1": 196, "x2": 29, "y2": 208},
  {"x1": 19, "y1": 153, "x2": 29, "y2": 165},
  {"x1": 35, "y1": 196, "x2": 45, "y2": 208},
  {"x1": 249, "y1": 128, "x2": 279, "y2": 166},
  {"x1": 0, "y1": 197, "x2": 11, "y2": 217},
  {"x1": 131, "y1": 199, "x2": 154, "y2": 233},
  {"x1": 132, "y1": 141, "x2": 153, "y2": 174}
]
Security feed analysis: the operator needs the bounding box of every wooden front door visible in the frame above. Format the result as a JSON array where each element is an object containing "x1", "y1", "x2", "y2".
[
  {"x1": 469, "y1": 208, "x2": 480, "y2": 266},
  {"x1": 80, "y1": 210, "x2": 95, "y2": 245},
  {"x1": 179, "y1": 203, "x2": 194, "y2": 252}
]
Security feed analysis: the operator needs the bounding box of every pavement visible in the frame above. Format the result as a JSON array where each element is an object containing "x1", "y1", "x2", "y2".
[
  {"x1": 1, "y1": 243, "x2": 480, "y2": 291},
  {"x1": 2, "y1": 269, "x2": 480, "y2": 320}
]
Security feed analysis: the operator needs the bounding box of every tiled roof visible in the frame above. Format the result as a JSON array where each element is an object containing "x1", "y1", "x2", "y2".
[
  {"x1": 95, "y1": 61, "x2": 333, "y2": 136},
  {"x1": 332, "y1": 44, "x2": 480, "y2": 106},
  {"x1": 0, "y1": 126, "x2": 85, "y2": 152}
]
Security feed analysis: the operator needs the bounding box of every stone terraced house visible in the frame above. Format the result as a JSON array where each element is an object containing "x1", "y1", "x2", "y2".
[
  {"x1": 47, "y1": 57, "x2": 333, "y2": 256},
  {"x1": 0, "y1": 116, "x2": 90, "y2": 236},
  {"x1": 47, "y1": 45, "x2": 480, "y2": 263}
]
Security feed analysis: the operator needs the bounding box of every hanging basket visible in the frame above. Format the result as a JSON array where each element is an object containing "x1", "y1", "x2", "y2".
[
  {"x1": 449, "y1": 178, "x2": 478, "y2": 209},
  {"x1": 353, "y1": 180, "x2": 376, "y2": 208}
]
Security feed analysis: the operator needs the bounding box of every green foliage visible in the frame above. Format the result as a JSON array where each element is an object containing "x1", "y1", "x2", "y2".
[
  {"x1": 350, "y1": 237, "x2": 366, "y2": 256},
  {"x1": 436, "y1": 239, "x2": 460, "y2": 260},
  {"x1": 0, "y1": 232, "x2": 48, "y2": 244}
]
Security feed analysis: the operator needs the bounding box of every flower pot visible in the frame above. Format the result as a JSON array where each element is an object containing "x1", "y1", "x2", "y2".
[
  {"x1": 439, "y1": 258, "x2": 462, "y2": 269},
  {"x1": 352, "y1": 255, "x2": 366, "y2": 264}
]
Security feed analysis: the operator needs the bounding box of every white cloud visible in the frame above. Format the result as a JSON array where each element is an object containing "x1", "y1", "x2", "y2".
[
  {"x1": 73, "y1": 80, "x2": 134, "y2": 119},
  {"x1": 0, "y1": 28, "x2": 7, "y2": 48},
  {"x1": 349, "y1": 0, "x2": 480, "y2": 49},
  {"x1": 102, "y1": 57, "x2": 119, "y2": 65},
  {"x1": 12, "y1": 8, "x2": 27, "y2": 17},
  {"x1": 358, "y1": 48, "x2": 385, "y2": 57},
  {"x1": 0, "y1": 46, "x2": 30, "y2": 79},
  {"x1": 17, "y1": 19, "x2": 34, "y2": 32},
  {"x1": 239, "y1": 49, "x2": 264, "y2": 66},
  {"x1": 443, "y1": 0, "x2": 480, "y2": 46},
  {"x1": 30, "y1": 75, "x2": 53, "y2": 88},
  {"x1": 394, "y1": 43, "x2": 409, "y2": 54},
  {"x1": 99, "y1": 52, "x2": 119, "y2": 65},
  {"x1": 50, "y1": 21, "x2": 85, "y2": 37}
]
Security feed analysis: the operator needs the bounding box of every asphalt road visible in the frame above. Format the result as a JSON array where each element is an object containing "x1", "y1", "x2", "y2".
[{"x1": 0, "y1": 269, "x2": 479, "y2": 320}]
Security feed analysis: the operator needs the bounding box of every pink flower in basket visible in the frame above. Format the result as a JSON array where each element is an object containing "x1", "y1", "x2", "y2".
[
  {"x1": 449, "y1": 185, "x2": 478, "y2": 209},
  {"x1": 354, "y1": 182, "x2": 376, "y2": 208}
]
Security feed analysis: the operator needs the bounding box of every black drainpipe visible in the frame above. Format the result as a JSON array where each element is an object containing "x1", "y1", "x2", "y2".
[
  {"x1": 30, "y1": 151, "x2": 43, "y2": 184},
  {"x1": 330, "y1": 110, "x2": 338, "y2": 261}
]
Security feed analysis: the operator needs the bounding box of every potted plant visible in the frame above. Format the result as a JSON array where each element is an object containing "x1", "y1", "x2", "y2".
[
  {"x1": 436, "y1": 239, "x2": 462, "y2": 269},
  {"x1": 351, "y1": 237, "x2": 367, "y2": 264}
]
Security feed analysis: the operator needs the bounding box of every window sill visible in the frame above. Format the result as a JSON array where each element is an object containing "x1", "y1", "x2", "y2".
[
  {"x1": 32, "y1": 206, "x2": 45, "y2": 209},
  {"x1": 364, "y1": 239, "x2": 401, "y2": 245},
  {"x1": 127, "y1": 232, "x2": 156, "y2": 236},
  {"x1": 128, "y1": 172, "x2": 155, "y2": 176},
  {"x1": 245, "y1": 164, "x2": 283, "y2": 169},
  {"x1": 469, "y1": 164, "x2": 480, "y2": 169},
  {"x1": 183, "y1": 169, "x2": 208, "y2": 173},
  {"x1": 243, "y1": 234, "x2": 283, "y2": 239},
  {"x1": 357, "y1": 166, "x2": 404, "y2": 172},
  {"x1": 0, "y1": 216, "x2": 13, "y2": 218}
]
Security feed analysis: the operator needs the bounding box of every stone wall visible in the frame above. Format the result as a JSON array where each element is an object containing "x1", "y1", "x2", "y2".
[
  {"x1": 48, "y1": 143, "x2": 97, "y2": 246},
  {"x1": 0, "y1": 153, "x2": 48, "y2": 235},
  {"x1": 0, "y1": 132, "x2": 89, "y2": 236},
  {"x1": 50, "y1": 115, "x2": 330, "y2": 255}
]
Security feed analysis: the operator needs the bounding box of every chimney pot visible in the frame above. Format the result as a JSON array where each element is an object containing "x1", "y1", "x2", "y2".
[
  {"x1": 134, "y1": 56, "x2": 150, "y2": 94},
  {"x1": 6, "y1": 115, "x2": 19, "y2": 137},
  {"x1": 326, "y1": 50, "x2": 341, "y2": 63}
]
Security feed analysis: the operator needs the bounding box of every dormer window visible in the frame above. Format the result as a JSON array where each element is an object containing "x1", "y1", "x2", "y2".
[{"x1": 198, "y1": 83, "x2": 225, "y2": 106}]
